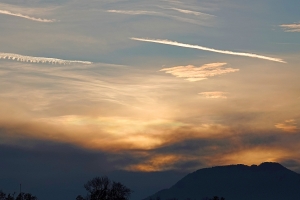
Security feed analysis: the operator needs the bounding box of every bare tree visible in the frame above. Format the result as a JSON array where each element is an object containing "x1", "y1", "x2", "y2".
[{"x1": 78, "y1": 176, "x2": 132, "y2": 200}]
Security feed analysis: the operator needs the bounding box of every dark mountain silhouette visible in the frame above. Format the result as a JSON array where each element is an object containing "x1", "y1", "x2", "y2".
[{"x1": 143, "y1": 162, "x2": 300, "y2": 200}]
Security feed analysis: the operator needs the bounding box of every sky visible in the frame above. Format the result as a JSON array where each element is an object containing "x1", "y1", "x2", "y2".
[{"x1": 0, "y1": 0, "x2": 300, "y2": 199}]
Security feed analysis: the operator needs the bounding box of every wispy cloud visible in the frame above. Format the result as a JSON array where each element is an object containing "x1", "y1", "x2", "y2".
[
  {"x1": 280, "y1": 23, "x2": 300, "y2": 32},
  {"x1": 107, "y1": 9, "x2": 210, "y2": 25},
  {"x1": 131, "y1": 38, "x2": 286, "y2": 63},
  {"x1": 199, "y1": 91, "x2": 228, "y2": 99},
  {"x1": 275, "y1": 119, "x2": 298, "y2": 133},
  {"x1": 0, "y1": 52, "x2": 92, "y2": 65},
  {"x1": 0, "y1": 9, "x2": 56, "y2": 22},
  {"x1": 160, "y1": 63, "x2": 239, "y2": 81},
  {"x1": 162, "y1": 7, "x2": 213, "y2": 17},
  {"x1": 107, "y1": 10, "x2": 158, "y2": 15}
]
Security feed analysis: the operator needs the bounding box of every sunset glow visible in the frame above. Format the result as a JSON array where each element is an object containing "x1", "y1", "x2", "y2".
[{"x1": 1, "y1": 1, "x2": 300, "y2": 199}]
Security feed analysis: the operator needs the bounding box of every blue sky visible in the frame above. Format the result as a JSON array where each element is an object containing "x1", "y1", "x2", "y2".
[{"x1": 0, "y1": 0, "x2": 300, "y2": 199}]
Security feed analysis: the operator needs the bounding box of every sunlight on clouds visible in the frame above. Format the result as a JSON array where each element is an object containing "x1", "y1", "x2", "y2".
[
  {"x1": 131, "y1": 38, "x2": 286, "y2": 63},
  {"x1": 275, "y1": 119, "x2": 298, "y2": 133},
  {"x1": 216, "y1": 147, "x2": 288, "y2": 167},
  {"x1": 0, "y1": 52, "x2": 92, "y2": 65},
  {"x1": 0, "y1": 107, "x2": 231, "y2": 153},
  {"x1": 160, "y1": 63, "x2": 239, "y2": 81},
  {"x1": 33, "y1": 115, "x2": 186, "y2": 150},
  {"x1": 199, "y1": 91, "x2": 228, "y2": 99},
  {"x1": 280, "y1": 23, "x2": 300, "y2": 32},
  {"x1": 0, "y1": 9, "x2": 56, "y2": 22},
  {"x1": 0, "y1": 0, "x2": 300, "y2": 176},
  {"x1": 124, "y1": 154, "x2": 186, "y2": 172}
]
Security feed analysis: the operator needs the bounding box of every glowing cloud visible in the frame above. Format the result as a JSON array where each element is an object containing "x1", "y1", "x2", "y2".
[
  {"x1": 275, "y1": 119, "x2": 298, "y2": 133},
  {"x1": 280, "y1": 23, "x2": 300, "y2": 32},
  {"x1": 199, "y1": 91, "x2": 228, "y2": 99},
  {"x1": 0, "y1": 52, "x2": 92, "y2": 65},
  {"x1": 131, "y1": 38, "x2": 286, "y2": 63},
  {"x1": 160, "y1": 63, "x2": 239, "y2": 81},
  {"x1": 0, "y1": 9, "x2": 56, "y2": 22},
  {"x1": 124, "y1": 154, "x2": 184, "y2": 172}
]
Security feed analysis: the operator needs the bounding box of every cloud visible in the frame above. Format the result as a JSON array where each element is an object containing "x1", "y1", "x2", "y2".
[
  {"x1": 107, "y1": 10, "x2": 158, "y2": 15},
  {"x1": 199, "y1": 91, "x2": 228, "y2": 99},
  {"x1": 131, "y1": 38, "x2": 286, "y2": 63},
  {"x1": 0, "y1": 9, "x2": 56, "y2": 22},
  {"x1": 0, "y1": 52, "x2": 92, "y2": 65},
  {"x1": 160, "y1": 63, "x2": 239, "y2": 81},
  {"x1": 280, "y1": 23, "x2": 300, "y2": 32},
  {"x1": 275, "y1": 119, "x2": 299, "y2": 133},
  {"x1": 162, "y1": 7, "x2": 213, "y2": 17},
  {"x1": 124, "y1": 154, "x2": 182, "y2": 172},
  {"x1": 107, "y1": 8, "x2": 212, "y2": 25}
]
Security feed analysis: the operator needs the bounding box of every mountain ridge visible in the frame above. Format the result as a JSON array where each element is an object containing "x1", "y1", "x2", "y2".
[{"x1": 143, "y1": 162, "x2": 300, "y2": 200}]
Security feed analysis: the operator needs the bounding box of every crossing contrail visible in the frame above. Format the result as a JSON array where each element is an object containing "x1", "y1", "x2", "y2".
[
  {"x1": 0, "y1": 9, "x2": 56, "y2": 22},
  {"x1": 0, "y1": 52, "x2": 92, "y2": 65},
  {"x1": 131, "y1": 38, "x2": 286, "y2": 63}
]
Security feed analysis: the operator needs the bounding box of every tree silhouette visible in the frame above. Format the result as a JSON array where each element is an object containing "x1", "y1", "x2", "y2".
[
  {"x1": 202, "y1": 196, "x2": 225, "y2": 200},
  {"x1": 0, "y1": 191, "x2": 6, "y2": 200},
  {"x1": 77, "y1": 176, "x2": 132, "y2": 200},
  {"x1": 16, "y1": 193, "x2": 37, "y2": 200},
  {"x1": 76, "y1": 195, "x2": 85, "y2": 200},
  {"x1": 210, "y1": 196, "x2": 225, "y2": 200},
  {"x1": 84, "y1": 176, "x2": 111, "y2": 200},
  {"x1": 109, "y1": 182, "x2": 131, "y2": 200},
  {"x1": 0, "y1": 191, "x2": 37, "y2": 200}
]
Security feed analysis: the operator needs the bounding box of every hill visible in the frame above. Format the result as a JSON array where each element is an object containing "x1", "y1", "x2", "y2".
[{"x1": 143, "y1": 162, "x2": 300, "y2": 200}]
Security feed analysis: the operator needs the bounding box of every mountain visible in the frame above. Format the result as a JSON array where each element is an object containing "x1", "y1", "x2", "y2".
[{"x1": 143, "y1": 162, "x2": 300, "y2": 200}]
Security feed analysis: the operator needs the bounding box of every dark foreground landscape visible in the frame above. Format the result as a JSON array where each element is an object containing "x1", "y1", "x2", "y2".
[
  {"x1": 144, "y1": 162, "x2": 300, "y2": 200},
  {"x1": 1, "y1": 162, "x2": 300, "y2": 200}
]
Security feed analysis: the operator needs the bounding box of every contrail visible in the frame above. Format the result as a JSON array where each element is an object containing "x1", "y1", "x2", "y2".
[
  {"x1": 0, "y1": 53, "x2": 92, "y2": 65},
  {"x1": 131, "y1": 38, "x2": 286, "y2": 63},
  {"x1": 0, "y1": 9, "x2": 56, "y2": 22}
]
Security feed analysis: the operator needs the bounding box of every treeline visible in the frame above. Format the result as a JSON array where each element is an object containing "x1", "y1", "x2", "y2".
[
  {"x1": 149, "y1": 196, "x2": 225, "y2": 200},
  {"x1": 2, "y1": 177, "x2": 225, "y2": 200},
  {"x1": 0, "y1": 191, "x2": 37, "y2": 200}
]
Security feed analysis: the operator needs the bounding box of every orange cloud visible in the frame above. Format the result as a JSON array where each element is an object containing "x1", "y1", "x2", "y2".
[
  {"x1": 123, "y1": 154, "x2": 199, "y2": 172},
  {"x1": 124, "y1": 154, "x2": 180, "y2": 172},
  {"x1": 160, "y1": 63, "x2": 239, "y2": 81},
  {"x1": 199, "y1": 91, "x2": 228, "y2": 99},
  {"x1": 275, "y1": 119, "x2": 298, "y2": 133},
  {"x1": 211, "y1": 147, "x2": 289, "y2": 167}
]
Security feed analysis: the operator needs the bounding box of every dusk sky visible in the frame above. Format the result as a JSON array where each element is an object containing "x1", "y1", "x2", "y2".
[{"x1": 0, "y1": 0, "x2": 300, "y2": 199}]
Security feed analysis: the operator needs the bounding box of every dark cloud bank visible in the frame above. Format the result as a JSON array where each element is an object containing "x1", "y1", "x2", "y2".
[
  {"x1": 0, "y1": 136, "x2": 186, "y2": 200},
  {"x1": 1, "y1": 127, "x2": 300, "y2": 200}
]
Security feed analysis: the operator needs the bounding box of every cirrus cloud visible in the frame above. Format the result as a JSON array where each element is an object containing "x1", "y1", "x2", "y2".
[
  {"x1": 107, "y1": 10, "x2": 158, "y2": 15},
  {"x1": 280, "y1": 23, "x2": 300, "y2": 32},
  {"x1": 160, "y1": 63, "x2": 239, "y2": 81},
  {"x1": 0, "y1": 52, "x2": 92, "y2": 65},
  {"x1": 0, "y1": 9, "x2": 56, "y2": 22}
]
